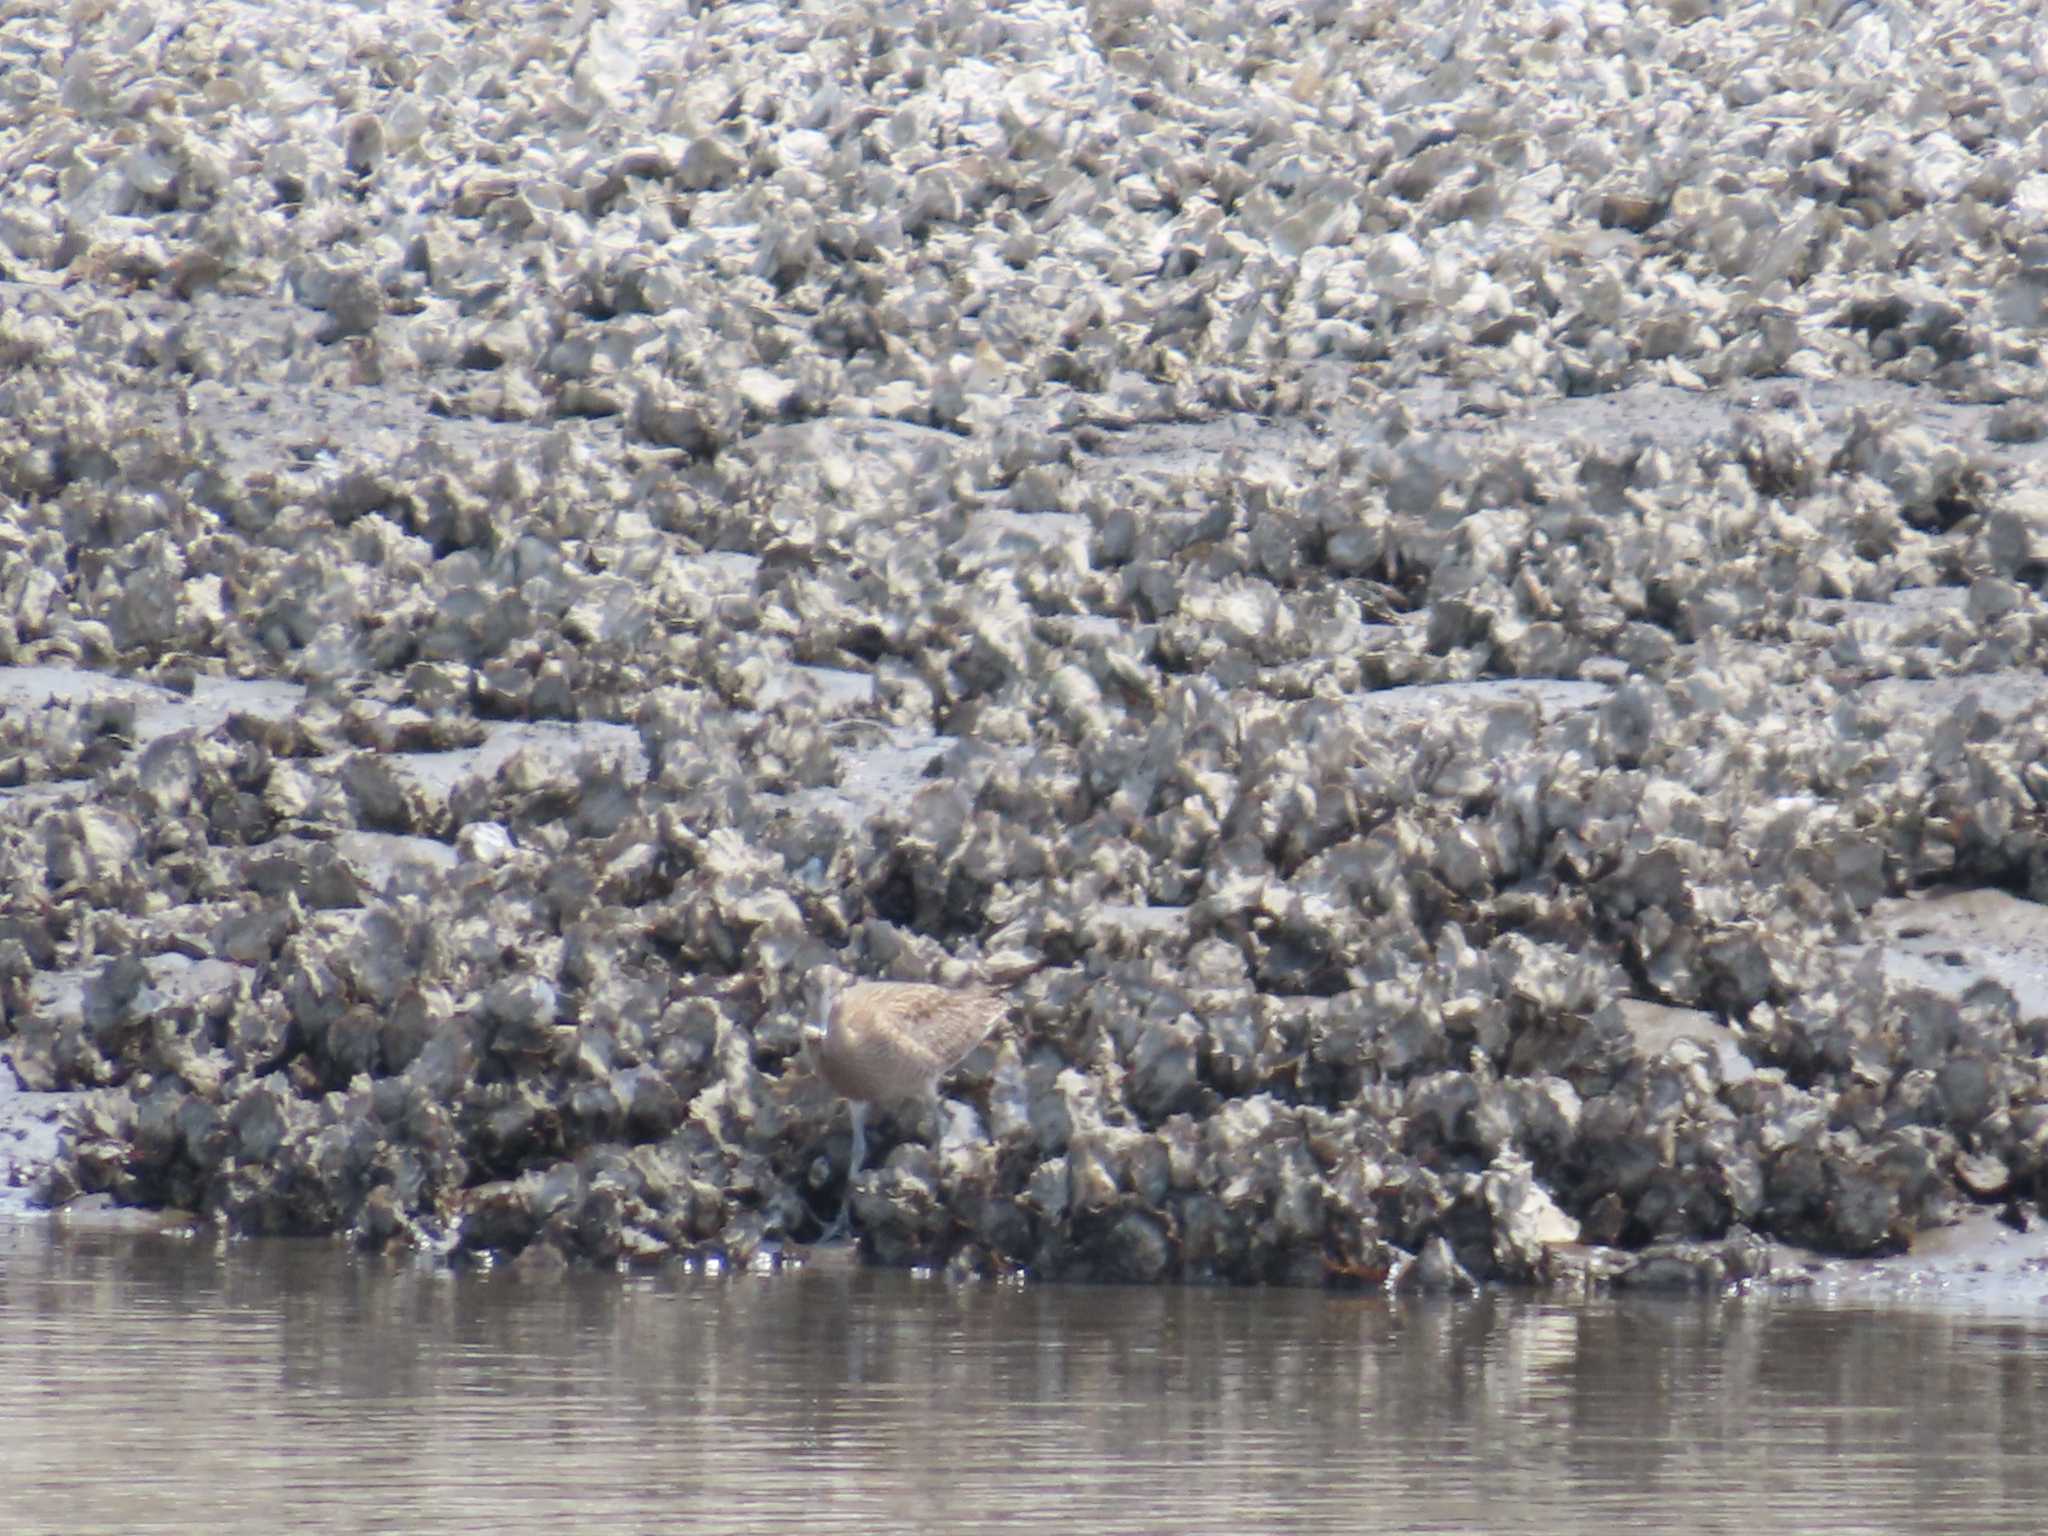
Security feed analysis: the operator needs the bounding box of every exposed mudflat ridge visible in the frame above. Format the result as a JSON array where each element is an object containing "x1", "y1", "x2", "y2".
[{"x1": 3, "y1": 0, "x2": 2048, "y2": 1290}]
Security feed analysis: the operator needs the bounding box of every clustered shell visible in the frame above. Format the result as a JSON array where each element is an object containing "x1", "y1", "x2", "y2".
[{"x1": 3, "y1": 0, "x2": 2048, "y2": 1288}]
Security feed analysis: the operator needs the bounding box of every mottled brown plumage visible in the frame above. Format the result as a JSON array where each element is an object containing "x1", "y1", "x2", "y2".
[
  {"x1": 810, "y1": 979, "x2": 1008, "y2": 1240},
  {"x1": 814, "y1": 982, "x2": 1008, "y2": 1108}
]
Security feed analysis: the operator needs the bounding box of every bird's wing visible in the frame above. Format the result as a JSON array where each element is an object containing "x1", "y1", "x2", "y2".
[{"x1": 864, "y1": 984, "x2": 1007, "y2": 1079}]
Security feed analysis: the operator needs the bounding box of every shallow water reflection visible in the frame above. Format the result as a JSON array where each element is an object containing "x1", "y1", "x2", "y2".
[{"x1": 1, "y1": 1223, "x2": 2044, "y2": 1534}]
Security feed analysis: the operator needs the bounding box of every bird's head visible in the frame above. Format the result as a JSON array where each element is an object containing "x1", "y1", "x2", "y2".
[{"x1": 799, "y1": 966, "x2": 844, "y2": 1068}]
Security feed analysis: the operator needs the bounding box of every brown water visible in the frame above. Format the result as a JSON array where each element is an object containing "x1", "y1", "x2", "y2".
[{"x1": 1, "y1": 1222, "x2": 2045, "y2": 1535}]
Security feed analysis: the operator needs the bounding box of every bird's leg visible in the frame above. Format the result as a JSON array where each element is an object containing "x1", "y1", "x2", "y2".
[
  {"x1": 817, "y1": 1101, "x2": 867, "y2": 1244},
  {"x1": 848, "y1": 1100, "x2": 868, "y2": 1186}
]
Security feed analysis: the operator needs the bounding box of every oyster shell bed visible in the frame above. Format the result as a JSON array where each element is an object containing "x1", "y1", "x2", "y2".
[{"x1": 4, "y1": 0, "x2": 2048, "y2": 1291}]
